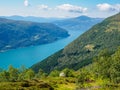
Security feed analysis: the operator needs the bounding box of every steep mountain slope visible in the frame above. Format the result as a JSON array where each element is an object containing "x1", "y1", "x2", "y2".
[
  {"x1": 0, "y1": 18, "x2": 69, "y2": 52},
  {"x1": 53, "y1": 16, "x2": 103, "y2": 31},
  {"x1": 31, "y1": 13, "x2": 120, "y2": 73}
]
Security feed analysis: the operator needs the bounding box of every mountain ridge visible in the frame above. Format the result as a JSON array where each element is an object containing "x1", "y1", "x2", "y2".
[
  {"x1": 0, "y1": 18, "x2": 69, "y2": 52},
  {"x1": 53, "y1": 16, "x2": 103, "y2": 31},
  {"x1": 31, "y1": 13, "x2": 120, "y2": 73},
  {"x1": 1, "y1": 15, "x2": 103, "y2": 32},
  {"x1": 0, "y1": 15, "x2": 64, "y2": 23}
]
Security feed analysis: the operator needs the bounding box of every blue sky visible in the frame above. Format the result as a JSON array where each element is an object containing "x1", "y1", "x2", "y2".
[{"x1": 0, "y1": 0, "x2": 120, "y2": 18}]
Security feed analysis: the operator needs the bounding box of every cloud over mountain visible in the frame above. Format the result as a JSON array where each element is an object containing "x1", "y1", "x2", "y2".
[{"x1": 56, "y1": 4, "x2": 87, "y2": 13}]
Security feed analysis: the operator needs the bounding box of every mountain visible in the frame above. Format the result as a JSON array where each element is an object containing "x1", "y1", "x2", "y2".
[
  {"x1": 1, "y1": 15, "x2": 103, "y2": 31},
  {"x1": 53, "y1": 16, "x2": 103, "y2": 31},
  {"x1": 31, "y1": 13, "x2": 120, "y2": 73},
  {"x1": 0, "y1": 18, "x2": 69, "y2": 52},
  {"x1": 0, "y1": 15, "x2": 64, "y2": 23},
  {"x1": 1, "y1": 15, "x2": 103, "y2": 32}
]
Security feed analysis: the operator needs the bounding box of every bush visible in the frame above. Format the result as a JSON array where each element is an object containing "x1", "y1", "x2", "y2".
[
  {"x1": 49, "y1": 70, "x2": 60, "y2": 77},
  {"x1": 62, "y1": 68, "x2": 74, "y2": 77}
]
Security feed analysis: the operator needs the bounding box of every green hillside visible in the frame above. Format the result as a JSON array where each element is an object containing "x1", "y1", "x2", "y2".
[
  {"x1": 0, "y1": 18, "x2": 69, "y2": 52},
  {"x1": 31, "y1": 13, "x2": 120, "y2": 73}
]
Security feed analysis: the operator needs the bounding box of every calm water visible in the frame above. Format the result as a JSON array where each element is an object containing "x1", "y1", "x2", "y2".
[{"x1": 0, "y1": 30, "x2": 84, "y2": 69}]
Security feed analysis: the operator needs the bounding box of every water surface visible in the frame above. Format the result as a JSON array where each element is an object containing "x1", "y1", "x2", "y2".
[{"x1": 0, "y1": 30, "x2": 84, "y2": 69}]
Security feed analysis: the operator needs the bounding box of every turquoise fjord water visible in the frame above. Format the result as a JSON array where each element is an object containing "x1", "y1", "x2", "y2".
[{"x1": 0, "y1": 30, "x2": 84, "y2": 69}]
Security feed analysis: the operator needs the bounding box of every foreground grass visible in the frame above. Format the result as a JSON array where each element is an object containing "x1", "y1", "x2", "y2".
[
  {"x1": 0, "y1": 77, "x2": 77, "y2": 90},
  {"x1": 76, "y1": 78, "x2": 120, "y2": 90},
  {"x1": 0, "y1": 77, "x2": 119, "y2": 90},
  {"x1": 42, "y1": 77, "x2": 77, "y2": 90},
  {"x1": 0, "y1": 79, "x2": 53, "y2": 90}
]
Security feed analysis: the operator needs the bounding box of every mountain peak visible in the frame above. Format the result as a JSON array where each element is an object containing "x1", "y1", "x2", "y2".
[{"x1": 75, "y1": 15, "x2": 91, "y2": 20}]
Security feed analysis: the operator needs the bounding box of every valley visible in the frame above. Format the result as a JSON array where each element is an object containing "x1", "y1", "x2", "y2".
[
  {"x1": 0, "y1": 30, "x2": 83, "y2": 69},
  {"x1": 0, "y1": 15, "x2": 103, "y2": 69},
  {"x1": 0, "y1": 0, "x2": 120, "y2": 89}
]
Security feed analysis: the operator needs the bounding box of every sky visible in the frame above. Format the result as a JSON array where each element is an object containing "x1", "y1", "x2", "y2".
[{"x1": 0, "y1": 0, "x2": 120, "y2": 18}]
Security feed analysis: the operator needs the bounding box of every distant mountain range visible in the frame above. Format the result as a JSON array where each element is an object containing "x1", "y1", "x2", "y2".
[
  {"x1": 0, "y1": 18, "x2": 69, "y2": 52},
  {"x1": 53, "y1": 16, "x2": 104, "y2": 31},
  {"x1": 0, "y1": 15, "x2": 64, "y2": 23},
  {"x1": 31, "y1": 13, "x2": 120, "y2": 73},
  {"x1": 1, "y1": 15, "x2": 104, "y2": 32}
]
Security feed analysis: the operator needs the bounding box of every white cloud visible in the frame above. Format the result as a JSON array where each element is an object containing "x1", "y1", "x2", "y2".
[
  {"x1": 38, "y1": 4, "x2": 51, "y2": 10},
  {"x1": 56, "y1": 4, "x2": 87, "y2": 13},
  {"x1": 115, "y1": 4, "x2": 120, "y2": 11},
  {"x1": 24, "y1": 0, "x2": 30, "y2": 7},
  {"x1": 97, "y1": 3, "x2": 120, "y2": 12}
]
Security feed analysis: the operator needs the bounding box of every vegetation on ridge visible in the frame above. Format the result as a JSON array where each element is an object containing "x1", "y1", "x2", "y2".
[{"x1": 31, "y1": 13, "x2": 120, "y2": 73}]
